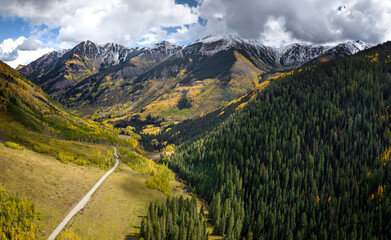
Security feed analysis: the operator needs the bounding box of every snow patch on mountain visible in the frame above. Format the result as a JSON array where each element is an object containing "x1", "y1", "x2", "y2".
[
  {"x1": 278, "y1": 43, "x2": 329, "y2": 67},
  {"x1": 336, "y1": 40, "x2": 372, "y2": 54},
  {"x1": 143, "y1": 41, "x2": 182, "y2": 55},
  {"x1": 26, "y1": 35, "x2": 374, "y2": 75},
  {"x1": 192, "y1": 34, "x2": 262, "y2": 56}
]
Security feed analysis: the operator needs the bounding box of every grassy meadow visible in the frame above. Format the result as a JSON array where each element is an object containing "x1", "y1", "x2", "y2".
[
  {"x1": 0, "y1": 136, "x2": 207, "y2": 239},
  {"x1": 0, "y1": 142, "x2": 105, "y2": 238}
]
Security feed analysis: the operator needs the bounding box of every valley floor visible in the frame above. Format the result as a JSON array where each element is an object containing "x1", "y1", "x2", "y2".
[
  {"x1": 0, "y1": 139, "x2": 203, "y2": 239},
  {"x1": 0, "y1": 142, "x2": 104, "y2": 237}
]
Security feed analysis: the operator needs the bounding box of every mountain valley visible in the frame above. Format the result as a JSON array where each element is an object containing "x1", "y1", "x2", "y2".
[
  {"x1": 2, "y1": 1, "x2": 391, "y2": 239},
  {"x1": 18, "y1": 35, "x2": 371, "y2": 130},
  {"x1": 1, "y1": 32, "x2": 390, "y2": 240}
]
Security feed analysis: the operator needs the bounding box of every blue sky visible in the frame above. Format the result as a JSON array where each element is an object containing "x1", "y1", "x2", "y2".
[
  {"x1": 0, "y1": 0, "x2": 390, "y2": 68},
  {"x1": 0, "y1": 17, "x2": 30, "y2": 42}
]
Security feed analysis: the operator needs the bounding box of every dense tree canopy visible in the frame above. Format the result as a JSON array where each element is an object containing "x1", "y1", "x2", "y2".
[
  {"x1": 140, "y1": 196, "x2": 208, "y2": 240},
  {"x1": 163, "y1": 42, "x2": 391, "y2": 239}
]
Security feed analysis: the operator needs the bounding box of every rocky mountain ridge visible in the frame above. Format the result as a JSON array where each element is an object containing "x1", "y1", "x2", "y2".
[{"x1": 17, "y1": 35, "x2": 372, "y2": 126}]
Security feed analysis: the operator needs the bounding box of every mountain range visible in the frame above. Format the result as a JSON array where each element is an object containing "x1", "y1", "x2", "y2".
[{"x1": 18, "y1": 34, "x2": 371, "y2": 126}]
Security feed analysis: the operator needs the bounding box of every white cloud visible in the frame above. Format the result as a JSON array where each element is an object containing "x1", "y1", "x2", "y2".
[
  {"x1": 0, "y1": 37, "x2": 26, "y2": 53},
  {"x1": 5, "y1": 47, "x2": 54, "y2": 68},
  {"x1": 0, "y1": 0, "x2": 198, "y2": 45},
  {"x1": 0, "y1": 0, "x2": 390, "y2": 53},
  {"x1": 0, "y1": 37, "x2": 53, "y2": 68},
  {"x1": 136, "y1": 28, "x2": 168, "y2": 46},
  {"x1": 18, "y1": 36, "x2": 42, "y2": 50},
  {"x1": 261, "y1": 17, "x2": 297, "y2": 48},
  {"x1": 194, "y1": 0, "x2": 391, "y2": 45}
]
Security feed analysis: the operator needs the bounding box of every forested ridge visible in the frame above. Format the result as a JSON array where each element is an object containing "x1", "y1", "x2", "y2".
[{"x1": 162, "y1": 42, "x2": 391, "y2": 239}]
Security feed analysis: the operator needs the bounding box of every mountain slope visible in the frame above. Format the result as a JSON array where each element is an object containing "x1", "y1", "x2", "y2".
[
  {"x1": 163, "y1": 41, "x2": 391, "y2": 239},
  {"x1": 19, "y1": 35, "x2": 371, "y2": 127},
  {"x1": 18, "y1": 41, "x2": 181, "y2": 99},
  {"x1": 278, "y1": 40, "x2": 371, "y2": 67},
  {"x1": 56, "y1": 35, "x2": 276, "y2": 124},
  {"x1": 0, "y1": 60, "x2": 131, "y2": 166}
]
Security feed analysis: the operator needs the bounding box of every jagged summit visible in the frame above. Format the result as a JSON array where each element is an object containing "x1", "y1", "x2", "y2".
[
  {"x1": 336, "y1": 40, "x2": 372, "y2": 54},
  {"x1": 143, "y1": 40, "x2": 182, "y2": 55},
  {"x1": 278, "y1": 43, "x2": 327, "y2": 67},
  {"x1": 277, "y1": 40, "x2": 372, "y2": 67},
  {"x1": 29, "y1": 36, "x2": 371, "y2": 71},
  {"x1": 194, "y1": 34, "x2": 242, "y2": 44},
  {"x1": 191, "y1": 34, "x2": 264, "y2": 56}
]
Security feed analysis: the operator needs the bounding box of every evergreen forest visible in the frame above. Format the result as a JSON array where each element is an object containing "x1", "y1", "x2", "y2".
[
  {"x1": 160, "y1": 42, "x2": 391, "y2": 239},
  {"x1": 140, "y1": 196, "x2": 208, "y2": 240}
]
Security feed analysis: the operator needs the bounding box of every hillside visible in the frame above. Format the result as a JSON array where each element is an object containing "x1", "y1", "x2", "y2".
[
  {"x1": 1, "y1": 59, "x2": 126, "y2": 141},
  {"x1": 142, "y1": 77, "x2": 274, "y2": 150},
  {"x1": 0, "y1": 60, "x2": 202, "y2": 239},
  {"x1": 18, "y1": 35, "x2": 370, "y2": 128},
  {"x1": 162, "y1": 42, "x2": 391, "y2": 239}
]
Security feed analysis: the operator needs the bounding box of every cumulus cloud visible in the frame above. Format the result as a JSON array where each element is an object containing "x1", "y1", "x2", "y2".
[
  {"x1": 261, "y1": 17, "x2": 297, "y2": 48},
  {"x1": 195, "y1": 0, "x2": 391, "y2": 46},
  {"x1": 0, "y1": 37, "x2": 26, "y2": 62},
  {"x1": 0, "y1": 0, "x2": 198, "y2": 45},
  {"x1": 0, "y1": 49, "x2": 19, "y2": 62},
  {"x1": 17, "y1": 36, "x2": 42, "y2": 50},
  {"x1": 0, "y1": 37, "x2": 53, "y2": 68},
  {"x1": 0, "y1": 0, "x2": 390, "y2": 54}
]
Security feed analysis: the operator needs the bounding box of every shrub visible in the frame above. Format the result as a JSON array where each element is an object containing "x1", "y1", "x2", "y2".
[
  {"x1": 0, "y1": 184, "x2": 41, "y2": 238},
  {"x1": 146, "y1": 169, "x2": 172, "y2": 196},
  {"x1": 119, "y1": 147, "x2": 174, "y2": 196},
  {"x1": 4, "y1": 141, "x2": 24, "y2": 150},
  {"x1": 57, "y1": 229, "x2": 81, "y2": 240},
  {"x1": 56, "y1": 151, "x2": 75, "y2": 163},
  {"x1": 74, "y1": 156, "x2": 89, "y2": 166},
  {"x1": 32, "y1": 143, "x2": 51, "y2": 153}
]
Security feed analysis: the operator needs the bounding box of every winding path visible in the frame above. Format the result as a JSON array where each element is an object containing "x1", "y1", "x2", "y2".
[{"x1": 48, "y1": 146, "x2": 119, "y2": 240}]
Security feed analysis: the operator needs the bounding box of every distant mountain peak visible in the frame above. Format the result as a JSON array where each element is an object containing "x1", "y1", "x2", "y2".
[
  {"x1": 147, "y1": 40, "x2": 177, "y2": 49},
  {"x1": 335, "y1": 40, "x2": 372, "y2": 54},
  {"x1": 195, "y1": 34, "x2": 240, "y2": 43},
  {"x1": 155, "y1": 40, "x2": 171, "y2": 46},
  {"x1": 15, "y1": 64, "x2": 25, "y2": 70},
  {"x1": 276, "y1": 40, "x2": 372, "y2": 67},
  {"x1": 142, "y1": 40, "x2": 182, "y2": 56},
  {"x1": 190, "y1": 34, "x2": 263, "y2": 56}
]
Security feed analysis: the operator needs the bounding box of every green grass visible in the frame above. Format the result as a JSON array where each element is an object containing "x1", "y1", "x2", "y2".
[
  {"x1": 66, "y1": 162, "x2": 202, "y2": 239},
  {"x1": 0, "y1": 142, "x2": 105, "y2": 238},
  {"x1": 65, "y1": 163, "x2": 168, "y2": 239},
  {"x1": 0, "y1": 139, "x2": 205, "y2": 239}
]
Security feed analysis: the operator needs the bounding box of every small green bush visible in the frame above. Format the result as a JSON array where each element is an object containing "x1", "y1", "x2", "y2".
[
  {"x1": 32, "y1": 143, "x2": 51, "y2": 154},
  {"x1": 56, "y1": 151, "x2": 75, "y2": 163},
  {"x1": 4, "y1": 141, "x2": 24, "y2": 150},
  {"x1": 74, "y1": 156, "x2": 89, "y2": 166}
]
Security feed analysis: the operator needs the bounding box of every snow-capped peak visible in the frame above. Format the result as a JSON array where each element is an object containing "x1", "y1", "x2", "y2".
[
  {"x1": 145, "y1": 40, "x2": 179, "y2": 50},
  {"x1": 277, "y1": 43, "x2": 329, "y2": 67},
  {"x1": 191, "y1": 34, "x2": 264, "y2": 56},
  {"x1": 39, "y1": 48, "x2": 69, "y2": 62},
  {"x1": 336, "y1": 40, "x2": 372, "y2": 54},
  {"x1": 141, "y1": 41, "x2": 182, "y2": 56},
  {"x1": 195, "y1": 34, "x2": 242, "y2": 44}
]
